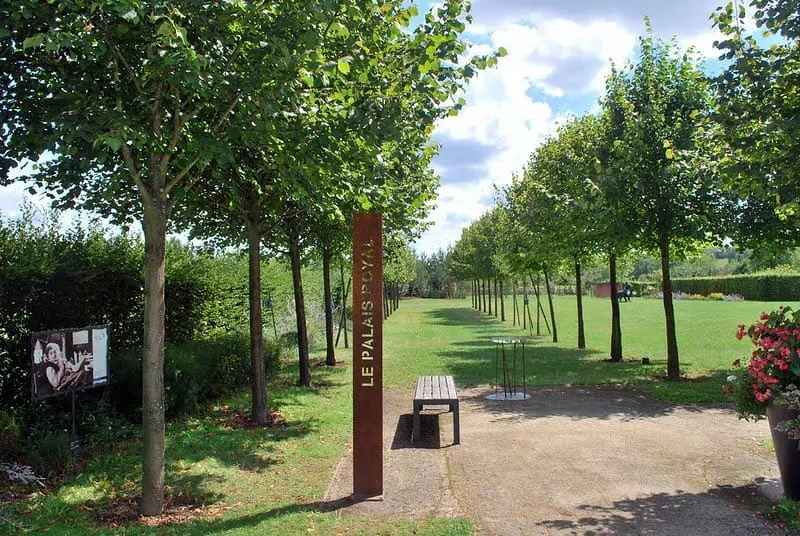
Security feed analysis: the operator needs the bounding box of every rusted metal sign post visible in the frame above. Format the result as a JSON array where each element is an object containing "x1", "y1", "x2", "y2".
[{"x1": 352, "y1": 212, "x2": 383, "y2": 498}]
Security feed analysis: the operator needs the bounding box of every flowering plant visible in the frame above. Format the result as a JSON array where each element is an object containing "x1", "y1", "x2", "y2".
[{"x1": 728, "y1": 307, "x2": 800, "y2": 432}]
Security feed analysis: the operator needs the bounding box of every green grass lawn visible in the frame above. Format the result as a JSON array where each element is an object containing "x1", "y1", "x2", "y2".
[
  {"x1": 9, "y1": 358, "x2": 473, "y2": 536},
  {"x1": 7, "y1": 295, "x2": 794, "y2": 535},
  {"x1": 385, "y1": 295, "x2": 798, "y2": 403}
]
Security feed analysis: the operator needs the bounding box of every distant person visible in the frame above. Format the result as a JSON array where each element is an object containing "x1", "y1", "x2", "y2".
[{"x1": 621, "y1": 283, "x2": 633, "y2": 302}]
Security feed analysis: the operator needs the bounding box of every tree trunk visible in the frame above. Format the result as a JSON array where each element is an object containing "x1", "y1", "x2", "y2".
[
  {"x1": 500, "y1": 280, "x2": 505, "y2": 321},
  {"x1": 543, "y1": 266, "x2": 558, "y2": 343},
  {"x1": 512, "y1": 280, "x2": 517, "y2": 326},
  {"x1": 494, "y1": 278, "x2": 498, "y2": 318},
  {"x1": 289, "y1": 236, "x2": 311, "y2": 387},
  {"x1": 575, "y1": 258, "x2": 585, "y2": 349},
  {"x1": 533, "y1": 276, "x2": 541, "y2": 336},
  {"x1": 473, "y1": 280, "x2": 477, "y2": 308},
  {"x1": 246, "y1": 223, "x2": 268, "y2": 424},
  {"x1": 322, "y1": 248, "x2": 336, "y2": 366},
  {"x1": 609, "y1": 253, "x2": 622, "y2": 362},
  {"x1": 488, "y1": 278, "x2": 492, "y2": 315},
  {"x1": 140, "y1": 193, "x2": 168, "y2": 517},
  {"x1": 660, "y1": 240, "x2": 680, "y2": 380},
  {"x1": 531, "y1": 275, "x2": 551, "y2": 335},
  {"x1": 482, "y1": 279, "x2": 487, "y2": 312},
  {"x1": 395, "y1": 283, "x2": 400, "y2": 311},
  {"x1": 336, "y1": 263, "x2": 349, "y2": 348},
  {"x1": 522, "y1": 279, "x2": 527, "y2": 330}
]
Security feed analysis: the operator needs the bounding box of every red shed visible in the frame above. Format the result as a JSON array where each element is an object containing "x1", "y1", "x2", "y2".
[{"x1": 595, "y1": 282, "x2": 622, "y2": 298}]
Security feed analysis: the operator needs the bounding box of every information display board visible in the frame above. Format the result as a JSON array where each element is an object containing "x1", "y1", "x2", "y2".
[{"x1": 31, "y1": 325, "x2": 109, "y2": 400}]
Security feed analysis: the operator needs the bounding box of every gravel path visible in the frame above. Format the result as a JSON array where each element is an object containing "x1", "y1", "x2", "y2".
[{"x1": 324, "y1": 386, "x2": 785, "y2": 535}]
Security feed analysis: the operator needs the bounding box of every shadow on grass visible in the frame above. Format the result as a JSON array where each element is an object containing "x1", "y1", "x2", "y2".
[
  {"x1": 439, "y1": 340, "x2": 598, "y2": 389},
  {"x1": 535, "y1": 481, "x2": 781, "y2": 536},
  {"x1": 420, "y1": 306, "x2": 730, "y2": 404},
  {"x1": 147, "y1": 495, "x2": 371, "y2": 535},
  {"x1": 129, "y1": 479, "x2": 781, "y2": 535},
  {"x1": 168, "y1": 412, "x2": 319, "y2": 473},
  {"x1": 21, "y1": 388, "x2": 323, "y2": 533},
  {"x1": 424, "y1": 306, "x2": 509, "y2": 327}
]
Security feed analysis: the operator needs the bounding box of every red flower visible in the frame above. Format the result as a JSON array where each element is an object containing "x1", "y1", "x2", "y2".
[
  {"x1": 754, "y1": 388, "x2": 772, "y2": 403},
  {"x1": 736, "y1": 325, "x2": 746, "y2": 340}
]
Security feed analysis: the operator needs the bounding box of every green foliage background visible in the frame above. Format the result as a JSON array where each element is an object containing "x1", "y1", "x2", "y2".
[{"x1": 0, "y1": 208, "x2": 329, "y2": 424}]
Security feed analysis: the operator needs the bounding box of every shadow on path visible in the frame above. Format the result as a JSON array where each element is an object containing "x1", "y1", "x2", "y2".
[
  {"x1": 535, "y1": 481, "x2": 784, "y2": 535},
  {"x1": 460, "y1": 385, "x2": 712, "y2": 423},
  {"x1": 390, "y1": 413, "x2": 442, "y2": 450}
]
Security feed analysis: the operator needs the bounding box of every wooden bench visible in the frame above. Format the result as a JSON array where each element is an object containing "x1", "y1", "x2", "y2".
[{"x1": 413, "y1": 375, "x2": 460, "y2": 445}]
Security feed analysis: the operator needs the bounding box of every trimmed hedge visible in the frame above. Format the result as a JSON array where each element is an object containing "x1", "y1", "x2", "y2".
[
  {"x1": 0, "y1": 220, "x2": 223, "y2": 413},
  {"x1": 669, "y1": 274, "x2": 800, "y2": 301}
]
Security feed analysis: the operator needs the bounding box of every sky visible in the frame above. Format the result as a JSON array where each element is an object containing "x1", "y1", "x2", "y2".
[
  {"x1": 413, "y1": 0, "x2": 726, "y2": 254},
  {"x1": 0, "y1": 0, "x2": 727, "y2": 247}
]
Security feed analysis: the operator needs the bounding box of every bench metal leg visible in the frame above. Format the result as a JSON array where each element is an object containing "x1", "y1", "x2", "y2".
[
  {"x1": 450, "y1": 401, "x2": 460, "y2": 445},
  {"x1": 413, "y1": 402, "x2": 421, "y2": 442}
]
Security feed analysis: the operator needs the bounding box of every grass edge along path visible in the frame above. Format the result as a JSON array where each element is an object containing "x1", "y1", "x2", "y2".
[{"x1": 7, "y1": 358, "x2": 474, "y2": 536}]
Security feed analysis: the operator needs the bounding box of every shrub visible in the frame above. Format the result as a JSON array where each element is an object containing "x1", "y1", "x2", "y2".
[
  {"x1": 0, "y1": 212, "x2": 229, "y2": 416},
  {"x1": 630, "y1": 281, "x2": 656, "y2": 297},
  {"x1": 0, "y1": 410, "x2": 21, "y2": 459},
  {"x1": 688, "y1": 293, "x2": 708, "y2": 301},
  {"x1": 708, "y1": 292, "x2": 725, "y2": 301},
  {"x1": 110, "y1": 332, "x2": 280, "y2": 419},
  {"x1": 669, "y1": 274, "x2": 800, "y2": 301},
  {"x1": 25, "y1": 432, "x2": 71, "y2": 477}
]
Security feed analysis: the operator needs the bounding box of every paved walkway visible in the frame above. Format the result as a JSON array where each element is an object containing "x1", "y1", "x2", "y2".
[{"x1": 324, "y1": 386, "x2": 785, "y2": 535}]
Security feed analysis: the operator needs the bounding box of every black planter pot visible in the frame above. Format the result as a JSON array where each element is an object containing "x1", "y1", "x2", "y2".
[{"x1": 767, "y1": 403, "x2": 800, "y2": 500}]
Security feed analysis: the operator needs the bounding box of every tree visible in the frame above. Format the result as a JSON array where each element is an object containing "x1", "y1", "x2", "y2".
[
  {"x1": 604, "y1": 29, "x2": 716, "y2": 378},
  {"x1": 520, "y1": 117, "x2": 609, "y2": 348},
  {"x1": 510, "y1": 181, "x2": 561, "y2": 343},
  {"x1": 0, "y1": 1, "x2": 294, "y2": 514},
  {"x1": 384, "y1": 240, "x2": 417, "y2": 309},
  {"x1": 712, "y1": 0, "x2": 800, "y2": 222}
]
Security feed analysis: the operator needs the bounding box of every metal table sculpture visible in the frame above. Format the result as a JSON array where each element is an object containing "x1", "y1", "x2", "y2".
[{"x1": 487, "y1": 338, "x2": 530, "y2": 401}]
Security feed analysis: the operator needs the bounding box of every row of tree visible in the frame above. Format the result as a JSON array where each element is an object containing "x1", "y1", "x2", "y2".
[
  {"x1": 450, "y1": 2, "x2": 800, "y2": 380},
  {"x1": 1, "y1": 0, "x2": 499, "y2": 515}
]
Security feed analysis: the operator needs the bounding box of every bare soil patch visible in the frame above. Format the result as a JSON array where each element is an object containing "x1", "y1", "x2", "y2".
[{"x1": 88, "y1": 487, "x2": 233, "y2": 528}]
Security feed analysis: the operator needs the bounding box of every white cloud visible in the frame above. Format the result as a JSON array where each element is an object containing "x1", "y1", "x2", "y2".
[
  {"x1": 680, "y1": 30, "x2": 724, "y2": 58},
  {"x1": 415, "y1": 1, "x2": 726, "y2": 254},
  {"x1": 416, "y1": 16, "x2": 636, "y2": 253}
]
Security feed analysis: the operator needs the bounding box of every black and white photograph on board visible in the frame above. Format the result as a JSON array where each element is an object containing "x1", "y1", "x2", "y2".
[{"x1": 31, "y1": 326, "x2": 109, "y2": 400}]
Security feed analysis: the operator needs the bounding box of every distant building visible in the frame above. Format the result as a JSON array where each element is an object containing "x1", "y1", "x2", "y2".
[{"x1": 595, "y1": 282, "x2": 622, "y2": 298}]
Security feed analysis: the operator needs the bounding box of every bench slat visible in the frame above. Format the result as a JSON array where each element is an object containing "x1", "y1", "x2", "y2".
[
  {"x1": 446, "y1": 375, "x2": 457, "y2": 399},
  {"x1": 414, "y1": 375, "x2": 458, "y2": 402},
  {"x1": 412, "y1": 375, "x2": 460, "y2": 445},
  {"x1": 415, "y1": 377, "x2": 425, "y2": 400}
]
